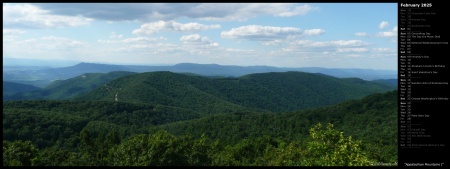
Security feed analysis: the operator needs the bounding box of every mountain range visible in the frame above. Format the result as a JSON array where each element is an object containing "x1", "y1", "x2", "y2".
[
  {"x1": 2, "y1": 65, "x2": 399, "y2": 166},
  {"x1": 75, "y1": 71, "x2": 395, "y2": 113},
  {"x1": 3, "y1": 62, "x2": 397, "y2": 88}
]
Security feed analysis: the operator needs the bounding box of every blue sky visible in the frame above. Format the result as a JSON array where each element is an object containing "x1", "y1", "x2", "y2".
[{"x1": 3, "y1": 3, "x2": 397, "y2": 70}]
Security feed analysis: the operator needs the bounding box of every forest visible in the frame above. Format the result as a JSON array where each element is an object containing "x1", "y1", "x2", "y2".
[{"x1": 3, "y1": 71, "x2": 397, "y2": 166}]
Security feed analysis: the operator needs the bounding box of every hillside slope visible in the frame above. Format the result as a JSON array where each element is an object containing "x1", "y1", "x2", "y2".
[
  {"x1": 77, "y1": 71, "x2": 396, "y2": 113},
  {"x1": 3, "y1": 81, "x2": 41, "y2": 99},
  {"x1": 154, "y1": 90, "x2": 398, "y2": 162}
]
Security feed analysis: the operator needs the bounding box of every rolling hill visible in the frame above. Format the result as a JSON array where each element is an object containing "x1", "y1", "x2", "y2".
[
  {"x1": 77, "y1": 71, "x2": 396, "y2": 113},
  {"x1": 3, "y1": 90, "x2": 398, "y2": 165},
  {"x1": 152, "y1": 90, "x2": 398, "y2": 163}
]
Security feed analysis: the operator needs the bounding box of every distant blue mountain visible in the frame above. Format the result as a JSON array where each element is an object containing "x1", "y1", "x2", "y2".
[
  {"x1": 3, "y1": 62, "x2": 397, "y2": 88},
  {"x1": 3, "y1": 81, "x2": 41, "y2": 99}
]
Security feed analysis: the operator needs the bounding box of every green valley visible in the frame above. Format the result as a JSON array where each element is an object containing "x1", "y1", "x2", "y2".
[{"x1": 3, "y1": 71, "x2": 397, "y2": 166}]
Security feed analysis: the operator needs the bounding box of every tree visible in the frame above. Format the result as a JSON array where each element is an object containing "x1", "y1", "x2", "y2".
[
  {"x1": 304, "y1": 123, "x2": 373, "y2": 166},
  {"x1": 3, "y1": 140, "x2": 38, "y2": 166},
  {"x1": 32, "y1": 146, "x2": 71, "y2": 166}
]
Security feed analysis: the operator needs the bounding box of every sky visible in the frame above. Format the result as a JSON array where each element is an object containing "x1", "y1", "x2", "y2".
[{"x1": 3, "y1": 3, "x2": 398, "y2": 70}]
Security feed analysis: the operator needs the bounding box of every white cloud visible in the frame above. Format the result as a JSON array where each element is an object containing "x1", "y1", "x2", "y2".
[
  {"x1": 372, "y1": 48, "x2": 396, "y2": 52},
  {"x1": 262, "y1": 40, "x2": 283, "y2": 46},
  {"x1": 221, "y1": 25, "x2": 302, "y2": 41},
  {"x1": 379, "y1": 21, "x2": 389, "y2": 29},
  {"x1": 336, "y1": 48, "x2": 369, "y2": 53},
  {"x1": 109, "y1": 32, "x2": 123, "y2": 39},
  {"x1": 294, "y1": 40, "x2": 369, "y2": 47},
  {"x1": 133, "y1": 20, "x2": 221, "y2": 35},
  {"x1": 3, "y1": 36, "x2": 88, "y2": 60},
  {"x1": 355, "y1": 32, "x2": 368, "y2": 37},
  {"x1": 3, "y1": 29, "x2": 27, "y2": 34},
  {"x1": 303, "y1": 29, "x2": 326, "y2": 36},
  {"x1": 8, "y1": 36, "x2": 85, "y2": 52},
  {"x1": 180, "y1": 34, "x2": 219, "y2": 55},
  {"x1": 3, "y1": 4, "x2": 92, "y2": 29},
  {"x1": 98, "y1": 36, "x2": 167, "y2": 44},
  {"x1": 180, "y1": 34, "x2": 219, "y2": 47},
  {"x1": 376, "y1": 26, "x2": 397, "y2": 38},
  {"x1": 392, "y1": 26, "x2": 397, "y2": 32},
  {"x1": 124, "y1": 36, "x2": 166, "y2": 43},
  {"x1": 180, "y1": 34, "x2": 219, "y2": 46},
  {"x1": 281, "y1": 39, "x2": 371, "y2": 55},
  {"x1": 40, "y1": 36, "x2": 86, "y2": 48},
  {"x1": 376, "y1": 31, "x2": 396, "y2": 38},
  {"x1": 225, "y1": 48, "x2": 255, "y2": 53},
  {"x1": 221, "y1": 25, "x2": 324, "y2": 43},
  {"x1": 32, "y1": 3, "x2": 317, "y2": 22},
  {"x1": 275, "y1": 4, "x2": 314, "y2": 17},
  {"x1": 355, "y1": 26, "x2": 397, "y2": 43}
]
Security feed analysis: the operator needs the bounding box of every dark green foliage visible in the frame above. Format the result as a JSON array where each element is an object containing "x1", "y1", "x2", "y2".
[
  {"x1": 76, "y1": 71, "x2": 258, "y2": 115},
  {"x1": 3, "y1": 140, "x2": 38, "y2": 166},
  {"x1": 304, "y1": 123, "x2": 372, "y2": 166},
  {"x1": 3, "y1": 121, "x2": 394, "y2": 166},
  {"x1": 2, "y1": 69, "x2": 398, "y2": 166},
  {"x1": 3, "y1": 100, "x2": 201, "y2": 150},
  {"x1": 154, "y1": 90, "x2": 398, "y2": 162},
  {"x1": 78, "y1": 71, "x2": 395, "y2": 113},
  {"x1": 108, "y1": 130, "x2": 217, "y2": 166},
  {"x1": 31, "y1": 146, "x2": 75, "y2": 166}
]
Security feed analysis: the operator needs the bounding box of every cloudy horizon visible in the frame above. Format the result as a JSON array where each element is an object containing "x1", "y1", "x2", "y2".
[{"x1": 3, "y1": 3, "x2": 398, "y2": 70}]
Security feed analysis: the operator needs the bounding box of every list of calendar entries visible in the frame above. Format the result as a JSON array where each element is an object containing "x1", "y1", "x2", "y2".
[{"x1": 398, "y1": 1, "x2": 448, "y2": 165}]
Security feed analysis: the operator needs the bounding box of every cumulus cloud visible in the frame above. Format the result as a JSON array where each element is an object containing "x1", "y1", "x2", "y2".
[
  {"x1": 3, "y1": 4, "x2": 92, "y2": 29},
  {"x1": 302, "y1": 29, "x2": 326, "y2": 36},
  {"x1": 8, "y1": 36, "x2": 85, "y2": 53},
  {"x1": 376, "y1": 26, "x2": 397, "y2": 38},
  {"x1": 262, "y1": 40, "x2": 283, "y2": 46},
  {"x1": 277, "y1": 4, "x2": 314, "y2": 17},
  {"x1": 294, "y1": 40, "x2": 369, "y2": 47},
  {"x1": 221, "y1": 25, "x2": 301, "y2": 40},
  {"x1": 133, "y1": 21, "x2": 221, "y2": 35},
  {"x1": 281, "y1": 39, "x2": 371, "y2": 54},
  {"x1": 355, "y1": 26, "x2": 397, "y2": 42},
  {"x1": 221, "y1": 25, "x2": 325, "y2": 45},
  {"x1": 379, "y1": 21, "x2": 389, "y2": 29},
  {"x1": 3, "y1": 29, "x2": 27, "y2": 34},
  {"x1": 336, "y1": 48, "x2": 369, "y2": 53},
  {"x1": 39, "y1": 36, "x2": 86, "y2": 48},
  {"x1": 180, "y1": 34, "x2": 219, "y2": 47},
  {"x1": 98, "y1": 36, "x2": 166, "y2": 44},
  {"x1": 179, "y1": 34, "x2": 220, "y2": 56},
  {"x1": 3, "y1": 35, "x2": 88, "y2": 60},
  {"x1": 32, "y1": 3, "x2": 316, "y2": 22},
  {"x1": 372, "y1": 48, "x2": 396, "y2": 52}
]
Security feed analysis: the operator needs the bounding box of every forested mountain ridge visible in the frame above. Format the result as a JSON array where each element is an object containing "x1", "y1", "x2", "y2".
[
  {"x1": 3, "y1": 68, "x2": 398, "y2": 166},
  {"x1": 3, "y1": 100, "x2": 202, "y2": 149},
  {"x1": 77, "y1": 71, "x2": 396, "y2": 113},
  {"x1": 4, "y1": 71, "x2": 136, "y2": 100},
  {"x1": 3, "y1": 90, "x2": 398, "y2": 166},
  {"x1": 154, "y1": 90, "x2": 397, "y2": 150},
  {"x1": 3, "y1": 81, "x2": 41, "y2": 99},
  {"x1": 75, "y1": 71, "x2": 259, "y2": 115},
  {"x1": 156, "y1": 90, "x2": 398, "y2": 164}
]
